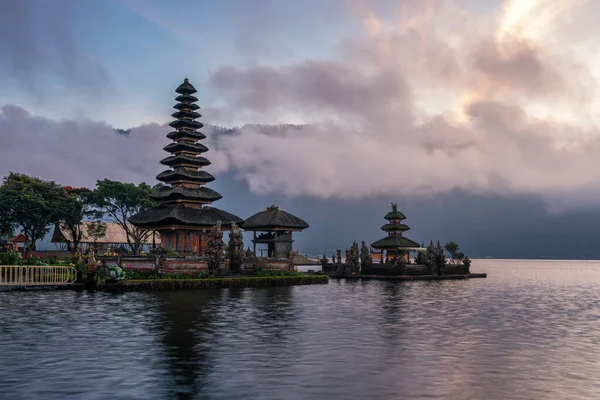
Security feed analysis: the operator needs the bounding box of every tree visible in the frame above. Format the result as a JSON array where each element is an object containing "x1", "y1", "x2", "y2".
[
  {"x1": 228, "y1": 222, "x2": 244, "y2": 272},
  {"x1": 0, "y1": 210, "x2": 15, "y2": 239},
  {"x1": 86, "y1": 221, "x2": 107, "y2": 246},
  {"x1": 359, "y1": 241, "x2": 373, "y2": 271},
  {"x1": 444, "y1": 241, "x2": 465, "y2": 264},
  {"x1": 60, "y1": 186, "x2": 101, "y2": 251},
  {"x1": 348, "y1": 241, "x2": 360, "y2": 274},
  {"x1": 0, "y1": 173, "x2": 68, "y2": 250},
  {"x1": 94, "y1": 179, "x2": 156, "y2": 255},
  {"x1": 206, "y1": 221, "x2": 224, "y2": 275}
]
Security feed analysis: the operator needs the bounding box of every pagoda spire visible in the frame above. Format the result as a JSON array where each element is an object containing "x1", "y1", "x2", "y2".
[
  {"x1": 153, "y1": 78, "x2": 222, "y2": 207},
  {"x1": 128, "y1": 78, "x2": 243, "y2": 255},
  {"x1": 370, "y1": 203, "x2": 420, "y2": 255}
]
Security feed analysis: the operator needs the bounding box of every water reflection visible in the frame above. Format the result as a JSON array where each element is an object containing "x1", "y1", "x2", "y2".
[
  {"x1": 154, "y1": 291, "x2": 217, "y2": 398},
  {"x1": 3, "y1": 261, "x2": 600, "y2": 399}
]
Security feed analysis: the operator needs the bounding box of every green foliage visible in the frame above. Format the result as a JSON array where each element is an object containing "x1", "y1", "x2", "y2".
[
  {"x1": 60, "y1": 186, "x2": 101, "y2": 251},
  {"x1": 0, "y1": 251, "x2": 20, "y2": 265},
  {"x1": 254, "y1": 266, "x2": 301, "y2": 276},
  {"x1": 0, "y1": 251, "x2": 86, "y2": 267},
  {"x1": 86, "y1": 221, "x2": 107, "y2": 245},
  {"x1": 94, "y1": 179, "x2": 157, "y2": 255},
  {"x1": 444, "y1": 241, "x2": 466, "y2": 264},
  {"x1": 346, "y1": 241, "x2": 360, "y2": 274},
  {"x1": 149, "y1": 246, "x2": 178, "y2": 257},
  {"x1": 109, "y1": 275, "x2": 329, "y2": 291},
  {"x1": 359, "y1": 240, "x2": 372, "y2": 270},
  {"x1": 123, "y1": 268, "x2": 157, "y2": 280},
  {"x1": 0, "y1": 173, "x2": 69, "y2": 250}
]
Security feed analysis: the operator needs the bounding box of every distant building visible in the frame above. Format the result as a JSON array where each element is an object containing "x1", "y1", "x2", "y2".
[
  {"x1": 51, "y1": 222, "x2": 158, "y2": 251},
  {"x1": 371, "y1": 203, "x2": 420, "y2": 263},
  {"x1": 6, "y1": 234, "x2": 30, "y2": 252}
]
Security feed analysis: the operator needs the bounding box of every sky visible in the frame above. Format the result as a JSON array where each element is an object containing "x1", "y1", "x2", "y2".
[{"x1": 2, "y1": 0, "x2": 600, "y2": 257}]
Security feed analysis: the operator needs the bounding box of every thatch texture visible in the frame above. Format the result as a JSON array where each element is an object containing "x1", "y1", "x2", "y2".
[
  {"x1": 128, "y1": 204, "x2": 243, "y2": 228},
  {"x1": 151, "y1": 185, "x2": 222, "y2": 203},
  {"x1": 241, "y1": 206, "x2": 309, "y2": 231},
  {"x1": 51, "y1": 222, "x2": 158, "y2": 245},
  {"x1": 380, "y1": 223, "x2": 410, "y2": 232},
  {"x1": 370, "y1": 236, "x2": 420, "y2": 250}
]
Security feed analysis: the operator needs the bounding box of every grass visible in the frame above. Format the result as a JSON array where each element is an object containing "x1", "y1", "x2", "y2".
[{"x1": 101, "y1": 275, "x2": 329, "y2": 291}]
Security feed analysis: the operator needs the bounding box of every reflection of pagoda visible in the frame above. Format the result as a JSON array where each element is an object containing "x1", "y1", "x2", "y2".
[
  {"x1": 371, "y1": 203, "x2": 419, "y2": 263},
  {"x1": 129, "y1": 78, "x2": 242, "y2": 254}
]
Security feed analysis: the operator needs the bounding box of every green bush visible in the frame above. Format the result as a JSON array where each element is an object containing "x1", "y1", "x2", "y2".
[
  {"x1": 254, "y1": 266, "x2": 302, "y2": 277},
  {"x1": 0, "y1": 251, "x2": 20, "y2": 265},
  {"x1": 105, "y1": 275, "x2": 329, "y2": 291}
]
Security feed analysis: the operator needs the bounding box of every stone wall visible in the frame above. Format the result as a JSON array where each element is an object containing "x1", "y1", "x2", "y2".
[
  {"x1": 444, "y1": 264, "x2": 470, "y2": 275},
  {"x1": 98, "y1": 256, "x2": 209, "y2": 272}
]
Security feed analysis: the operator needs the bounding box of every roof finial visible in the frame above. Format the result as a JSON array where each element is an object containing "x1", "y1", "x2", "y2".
[
  {"x1": 184, "y1": 77, "x2": 189, "y2": 83},
  {"x1": 391, "y1": 202, "x2": 397, "y2": 211}
]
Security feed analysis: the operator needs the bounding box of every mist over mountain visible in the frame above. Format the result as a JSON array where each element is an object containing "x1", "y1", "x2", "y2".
[{"x1": 21, "y1": 121, "x2": 600, "y2": 259}]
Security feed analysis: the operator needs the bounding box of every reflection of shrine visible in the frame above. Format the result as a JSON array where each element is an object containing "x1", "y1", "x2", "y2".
[{"x1": 241, "y1": 206, "x2": 309, "y2": 258}]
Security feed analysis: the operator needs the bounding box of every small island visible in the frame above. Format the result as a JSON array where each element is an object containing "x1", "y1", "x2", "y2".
[{"x1": 320, "y1": 203, "x2": 486, "y2": 281}]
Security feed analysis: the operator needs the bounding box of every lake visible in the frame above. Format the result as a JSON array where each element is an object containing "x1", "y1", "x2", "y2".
[{"x1": 2, "y1": 259, "x2": 600, "y2": 399}]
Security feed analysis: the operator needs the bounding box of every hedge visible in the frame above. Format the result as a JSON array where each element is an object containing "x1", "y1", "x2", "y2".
[{"x1": 101, "y1": 275, "x2": 329, "y2": 292}]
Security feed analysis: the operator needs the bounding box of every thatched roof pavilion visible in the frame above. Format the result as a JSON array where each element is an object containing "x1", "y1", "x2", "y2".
[{"x1": 241, "y1": 205, "x2": 308, "y2": 258}]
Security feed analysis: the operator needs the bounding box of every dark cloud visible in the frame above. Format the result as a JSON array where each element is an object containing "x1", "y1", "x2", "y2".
[
  {"x1": 5, "y1": 102, "x2": 600, "y2": 259},
  {"x1": 203, "y1": 0, "x2": 600, "y2": 200},
  {"x1": 0, "y1": 0, "x2": 109, "y2": 98},
  {"x1": 0, "y1": 104, "x2": 163, "y2": 187}
]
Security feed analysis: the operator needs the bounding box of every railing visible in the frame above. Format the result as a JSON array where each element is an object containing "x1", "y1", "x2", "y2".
[{"x1": 0, "y1": 265, "x2": 77, "y2": 286}]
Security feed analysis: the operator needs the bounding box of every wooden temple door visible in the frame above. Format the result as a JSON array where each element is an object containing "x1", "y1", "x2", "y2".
[{"x1": 191, "y1": 233, "x2": 200, "y2": 254}]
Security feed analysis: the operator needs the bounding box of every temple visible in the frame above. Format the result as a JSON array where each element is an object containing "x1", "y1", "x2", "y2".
[
  {"x1": 129, "y1": 78, "x2": 242, "y2": 254},
  {"x1": 241, "y1": 205, "x2": 309, "y2": 258},
  {"x1": 370, "y1": 203, "x2": 420, "y2": 263}
]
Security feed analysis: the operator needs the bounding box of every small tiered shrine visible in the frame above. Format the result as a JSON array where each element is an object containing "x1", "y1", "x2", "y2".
[
  {"x1": 129, "y1": 78, "x2": 242, "y2": 254},
  {"x1": 371, "y1": 203, "x2": 420, "y2": 263},
  {"x1": 241, "y1": 205, "x2": 309, "y2": 258}
]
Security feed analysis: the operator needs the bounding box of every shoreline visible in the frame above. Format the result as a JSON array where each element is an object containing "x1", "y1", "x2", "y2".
[{"x1": 329, "y1": 273, "x2": 487, "y2": 281}]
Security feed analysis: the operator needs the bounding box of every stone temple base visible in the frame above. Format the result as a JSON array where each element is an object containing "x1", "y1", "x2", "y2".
[{"x1": 99, "y1": 256, "x2": 208, "y2": 273}]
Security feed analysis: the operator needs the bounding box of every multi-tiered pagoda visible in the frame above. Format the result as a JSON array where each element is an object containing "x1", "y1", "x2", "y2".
[
  {"x1": 129, "y1": 78, "x2": 242, "y2": 254},
  {"x1": 371, "y1": 203, "x2": 420, "y2": 262}
]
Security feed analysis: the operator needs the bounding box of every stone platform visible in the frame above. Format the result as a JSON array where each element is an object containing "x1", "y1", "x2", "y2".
[{"x1": 328, "y1": 273, "x2": 487, "y2": 281}]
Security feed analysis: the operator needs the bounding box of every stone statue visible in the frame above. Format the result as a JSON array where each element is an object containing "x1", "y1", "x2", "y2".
[{"x1": 87, "y1": 246, "x2": 97, "y2": 271}]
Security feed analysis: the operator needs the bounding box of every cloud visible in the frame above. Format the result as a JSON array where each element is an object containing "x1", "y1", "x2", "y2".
[
  {"x1": 204, "y1": 0, "x2": 600, "y2": 201},
  {"x1": 0, "y1": 104, "x2": 161, "y2": 187},
  {"x1": 2, "y1": 0, "x2": 600, "y2": 211},
  {"x1": 0, "y1": 0, "x2": 109, "y2": 98},
  {"x1": 0, "y1": 103, "x2": 235, "y2": 189}
]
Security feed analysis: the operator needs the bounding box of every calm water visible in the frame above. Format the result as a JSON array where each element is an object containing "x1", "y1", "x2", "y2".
[{"x1": 2, "y1": 260, "x2": 600, "y2": 399}]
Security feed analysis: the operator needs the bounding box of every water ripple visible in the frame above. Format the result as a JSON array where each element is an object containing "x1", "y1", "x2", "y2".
[{"x1": 2, "y1": 260, "x2": 600, "y2": 399}]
